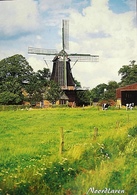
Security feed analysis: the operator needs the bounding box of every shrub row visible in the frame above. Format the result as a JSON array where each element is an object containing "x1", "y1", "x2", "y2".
[{"x1": 0, "y1": 105, "x2": 30, "y2": 111}]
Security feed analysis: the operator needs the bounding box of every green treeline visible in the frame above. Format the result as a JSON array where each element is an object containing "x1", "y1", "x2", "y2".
[{"x1": 0, "y1": 55, "x2": 137, "y2": 105}]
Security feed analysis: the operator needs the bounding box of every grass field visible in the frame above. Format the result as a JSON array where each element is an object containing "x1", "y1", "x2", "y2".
[{"x1": 0, "y1": 106, "x2": 137, "y2": 195}]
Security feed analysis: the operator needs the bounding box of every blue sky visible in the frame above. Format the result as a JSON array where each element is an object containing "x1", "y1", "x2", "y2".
[
  {"x1": 109, "y1": 0, "x2": 131, "y2": 13},
  {"x1": 0, "y1": 0, "x2": 136, "y2": 88}
]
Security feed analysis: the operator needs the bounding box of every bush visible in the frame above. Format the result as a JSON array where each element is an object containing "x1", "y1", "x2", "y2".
[
  {"x1": 42, "y1": 159, "x2": 79, "y2": 192},
  {"x1": 108, "y1": 171, "x2": 122, "y2": 189},
  {"x1": 128, "y1": 126, "x2": 137, "y2": 137},
  {"x1": 0, "y1": 105, "x2": 30, "y2": 111}
]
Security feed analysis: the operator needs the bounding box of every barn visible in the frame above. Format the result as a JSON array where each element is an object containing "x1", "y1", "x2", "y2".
[{"x1": 116, "y1": 83, "x2": 137, "y2": 106}]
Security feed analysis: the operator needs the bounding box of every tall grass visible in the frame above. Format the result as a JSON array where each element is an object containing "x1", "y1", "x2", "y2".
[{"x1": 0, "y1": 107, "x2": 137, "y2": 194}]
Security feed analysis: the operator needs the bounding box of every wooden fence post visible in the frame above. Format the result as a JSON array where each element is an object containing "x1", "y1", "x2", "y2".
[
  {"x1": 59, "y1": 127, "x2": 64, "y2": 154},
  {"x1": 94, "y1": 127, "x2": 98, "y2": 139}
]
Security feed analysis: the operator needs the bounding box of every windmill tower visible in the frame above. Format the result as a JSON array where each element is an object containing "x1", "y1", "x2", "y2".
[{"x1": 28, "y1": 20, "x2": 99, "y2": 104}]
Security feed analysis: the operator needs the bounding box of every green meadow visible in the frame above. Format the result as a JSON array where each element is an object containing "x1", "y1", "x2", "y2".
[{"x1": 0, "y1": 107, "x2": 137, "y2": 195}]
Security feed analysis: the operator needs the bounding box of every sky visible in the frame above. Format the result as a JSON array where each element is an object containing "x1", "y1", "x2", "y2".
[{"x1": 0, "y1": 0, "x2": 137, "y2": 89}]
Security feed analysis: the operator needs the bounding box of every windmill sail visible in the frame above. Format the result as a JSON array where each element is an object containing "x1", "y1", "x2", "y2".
[
  {"x1": 28, "y1": 47, "x2": 58, "y2": 56},
  {"x1": 62, "y1": 20, "x2": 69, "y2": 50},
  {"x1": 69, "y1": 53, "x2": 99, "y2": 62}
]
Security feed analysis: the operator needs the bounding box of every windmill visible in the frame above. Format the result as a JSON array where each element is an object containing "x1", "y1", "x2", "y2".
[
  {"x1": 28, "y1": 20, "x2": 99, "y2": 90},
  {"x1": 28, "y1": 20, "x2": 99, "y2": 105}
]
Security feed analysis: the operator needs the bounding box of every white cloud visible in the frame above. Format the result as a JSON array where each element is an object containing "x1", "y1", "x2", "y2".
[
  {"x1": 28, "y1": 56, "x2": 47, "y2": 71},
  {"x1": 91, "y1": 0, "x2": 109, "y2": 9},
  {"x1": 66, "y1": 0, "x2": 137, "y2": 88},
  {"x1": 126, "y1": 0, "x2": 136, "y2": 10},
  {"x1": 0, "y1": 0, "x2": 40, "y2": 37}
]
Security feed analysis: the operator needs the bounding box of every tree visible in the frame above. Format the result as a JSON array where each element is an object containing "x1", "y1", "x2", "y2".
[
  {"x1": 25, "y1": 68, "x2": 51, "y2": 105},
  {"x1": 76, "y1": 90, "x2": 91, "y2": 106},
  {"x1": 44, "y1": 81, "x2": 63, "y2": 104},
  {"x1": 90, "y1": 83, "x2": 108, "y2": 102},
  {"x1": 104, "y1": 81, "x2": 119, "y2": 100},
  {"x1": 0, "y1": 54, "x2": 34, "y2": 105},
  {"x1": 118, "y1": 60, "x2": 137, "y2": 86},
  {"x1": 36, "y1": 68, "x2": 51, "y2": 86},
  {"x1": 90, "y1": 81, "x2": 119, "y2": 102},
  {"x1": 0, "y1": 91, "x2": 23, "y2": 105},
  {"x1": 0, "y1": 55, "x2": 51, "y2": 105},
  {"x1": 74, "y1": 78, "x2": 81, "y2": 88}
]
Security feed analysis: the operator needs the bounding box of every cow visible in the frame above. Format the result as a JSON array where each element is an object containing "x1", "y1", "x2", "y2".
[
  {"x1": 126, "y1": 103, "x2": 134, "y2": 110},
  {"x1": 102, "y1": 103, "x2": 110, "y2": 110}
]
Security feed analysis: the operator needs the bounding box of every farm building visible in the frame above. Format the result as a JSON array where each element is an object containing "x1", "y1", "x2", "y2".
[{"x1": 116, "y1": 83, "x2": 137, "y2": 106}]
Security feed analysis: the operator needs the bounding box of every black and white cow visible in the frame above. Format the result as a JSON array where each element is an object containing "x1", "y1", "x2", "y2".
[
  {"x1": 102, "y1": 103, "x2": 110, "y2": 110},
  {"x1": 126, "y1": 103, "x2": 134, "y2": 110}
]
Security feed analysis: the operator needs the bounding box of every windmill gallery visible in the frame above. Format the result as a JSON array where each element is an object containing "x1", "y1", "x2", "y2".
[{"x1": 28, "y1": 20, "x2": 99, "y2": 106}]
